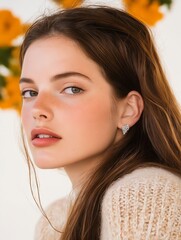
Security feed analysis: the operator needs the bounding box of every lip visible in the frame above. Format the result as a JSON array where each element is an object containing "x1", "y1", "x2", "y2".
[
  {"x1": 31, "y1": 128, "x2": 61, "y2": 140},
  {"x1": 31, "y1": 128, "x2": 62, "y2": 147}
]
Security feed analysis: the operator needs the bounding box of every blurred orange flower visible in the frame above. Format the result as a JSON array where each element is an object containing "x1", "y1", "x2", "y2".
[
  {"x1": 123, "y1": 0, "x2": 163, "y2": 26},
  {"x1": 0, "y1": 76, "x2": 21, "y2": 113},
  {"x1": 52, "y1": 0, "x2": 83, "y2": 8},
  {"x1": 0, "y1": 9, "x2": 23, "y2": 46}
]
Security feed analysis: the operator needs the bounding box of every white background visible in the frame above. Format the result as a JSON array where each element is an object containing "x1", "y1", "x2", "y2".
[{"x1": 0, "y1": 1, "x2": 181, "y2": 239}]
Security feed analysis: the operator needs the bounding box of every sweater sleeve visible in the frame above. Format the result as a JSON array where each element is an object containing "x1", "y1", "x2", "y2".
[
  {"x1": 100, "y1": 167, "x2": 181, "y2": 240},
  {"x1": 34, "y1": 197, "x2": 69, "y2": 240}
]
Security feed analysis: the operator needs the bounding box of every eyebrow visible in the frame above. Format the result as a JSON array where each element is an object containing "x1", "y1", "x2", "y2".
[{"x1": 19, "y1": 71, "x2": 91, "y2": 84}]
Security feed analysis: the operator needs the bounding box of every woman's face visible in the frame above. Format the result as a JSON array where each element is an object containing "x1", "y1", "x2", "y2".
[{"x1": 20, "y1": 36, "x2": 122, "y2": 174}]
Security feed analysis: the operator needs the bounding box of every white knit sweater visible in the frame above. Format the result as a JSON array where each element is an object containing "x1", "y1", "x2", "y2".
[{"x1": 34, "y1": 167, "x2": 181, "y2": 240}]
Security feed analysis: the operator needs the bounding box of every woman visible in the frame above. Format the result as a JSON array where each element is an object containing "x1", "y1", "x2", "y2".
[{"x1": 19, "y1": 6, "x2": 181, "y2": 240}]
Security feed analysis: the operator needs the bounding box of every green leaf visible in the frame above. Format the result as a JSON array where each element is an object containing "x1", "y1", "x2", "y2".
[
  {"x1": 0, "y1": 75, "x2": 6, "y2": 101},
  {"x1": 149, "y1": 0, "x2": 173, "y2": 8},
  {"x1": 159, "y1": 0, "x2": 173, "y2": 8},
  {"x1": 0, "y1": 47, "x2": 14, "y2": 67},
  {"x1": 0, "y1": 75, "x2": 6, "y2": 87}
]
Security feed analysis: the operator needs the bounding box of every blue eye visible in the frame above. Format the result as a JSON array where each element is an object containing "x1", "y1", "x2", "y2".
[
  {"x1": 21, "y1": 90, "x2": 38, "y2": 98},
  {"x1": 64, "y1": 87, "x2": 83, "y2": 95}
]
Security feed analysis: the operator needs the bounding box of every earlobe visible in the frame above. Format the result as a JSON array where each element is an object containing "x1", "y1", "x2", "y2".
[{"x1": 117, "y1": 91, "x2": 144, "y2": 130}]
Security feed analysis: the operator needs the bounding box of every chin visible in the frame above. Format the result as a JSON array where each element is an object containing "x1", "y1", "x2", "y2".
[{"x1": 33, "y1": 159, "x2": 56, "y2": 169}]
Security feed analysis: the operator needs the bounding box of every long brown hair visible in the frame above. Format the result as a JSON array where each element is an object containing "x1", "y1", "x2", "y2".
[{"x1": 20, "y1": 6, "x2": 181, "y2": 240}]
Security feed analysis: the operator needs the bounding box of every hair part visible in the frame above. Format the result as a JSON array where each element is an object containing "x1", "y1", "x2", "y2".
[{"x1": 20, "y1": 6, "x2": 181, "y2": 240}]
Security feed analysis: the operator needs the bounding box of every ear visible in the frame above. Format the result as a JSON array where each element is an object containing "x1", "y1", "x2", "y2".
[{"x1": 117, "y1": 91, "x2": 144, "y2": 129}]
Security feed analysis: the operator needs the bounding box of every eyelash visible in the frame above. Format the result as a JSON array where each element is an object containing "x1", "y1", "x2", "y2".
[
  {"x1": 21, "y1": 90, "x2": 37, "y2": 98},
  {"x1": 63, "y1": 86, "x2": 83, "y2": 95},
  {"x1": 21, "y1": 86, "x2": 83, "y2": 99}
]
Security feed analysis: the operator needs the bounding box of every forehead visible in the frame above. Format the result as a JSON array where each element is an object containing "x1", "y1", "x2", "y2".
[
  {"x1": 21, "y1": 36, "x2": 110, "y2": 88},
  {"x1": 23, "y1": 35, "x2": 83, "y2": 62},
  {"x1": 22, "y1": 36, "x2": 99, "y2": 74}
]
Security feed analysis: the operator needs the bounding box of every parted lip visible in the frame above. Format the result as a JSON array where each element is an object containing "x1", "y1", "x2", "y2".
[{"x1": 31, "y1": 128, "x2": 62, "y2": 140}]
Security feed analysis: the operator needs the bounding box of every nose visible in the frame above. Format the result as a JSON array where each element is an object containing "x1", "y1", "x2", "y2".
[
  {"x1": 33, "y1": 111, "x2": 50, "y2": 120},
  {"x1": 32, "y1": 93, "x2": 54, "y2": 122}
]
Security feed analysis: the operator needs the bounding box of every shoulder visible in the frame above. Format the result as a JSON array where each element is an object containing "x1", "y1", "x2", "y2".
[
  {"x1": 101, "y1": 167, "x2": 181, "y2": 240},
  {"x1": 34, "y1": 195, "x2": 71, "y2": 240},
  {"x1": 103, "y1": 167, "x2": 181, "y2": 199}
]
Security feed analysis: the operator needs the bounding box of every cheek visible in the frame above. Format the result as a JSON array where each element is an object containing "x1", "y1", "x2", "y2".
[
  {"x1": 21, "y1": 105, "x2": 32, "y2": 134},
  {"x1": 64, "y1": 98, "x2": 117, "y2": 144}
]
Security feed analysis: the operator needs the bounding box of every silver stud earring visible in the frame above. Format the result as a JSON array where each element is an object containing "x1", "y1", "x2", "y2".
[{"x1": 122, "y1": 124, "x2": 129, "y2": 135}]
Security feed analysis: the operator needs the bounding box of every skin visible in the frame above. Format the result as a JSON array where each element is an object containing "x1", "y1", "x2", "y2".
[{"x1": 20, "y1": 36, "x2": 143, "y2": 187}]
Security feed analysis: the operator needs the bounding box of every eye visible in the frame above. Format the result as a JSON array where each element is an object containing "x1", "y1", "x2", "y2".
[
  {"x1": 21, "y1": 90, "x2": 38, "y2": 98},
  {"x1": 63, "y1": 86, "x2": 83, "y2": 95}
]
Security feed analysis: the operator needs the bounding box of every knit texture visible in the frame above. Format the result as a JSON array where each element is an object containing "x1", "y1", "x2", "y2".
[{"x1": 34, "y1": 167, "x2": 181, "y2": 240}]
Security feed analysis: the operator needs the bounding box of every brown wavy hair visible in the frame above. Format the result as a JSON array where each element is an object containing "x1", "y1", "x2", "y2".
[{"x1": 20, "y1": 6, "x2": 181, "y2": 240}]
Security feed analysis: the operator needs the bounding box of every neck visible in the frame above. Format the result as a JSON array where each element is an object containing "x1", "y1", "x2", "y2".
[{"x1": 64, "y1": 158, "x2": 99, "y2": 190}]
